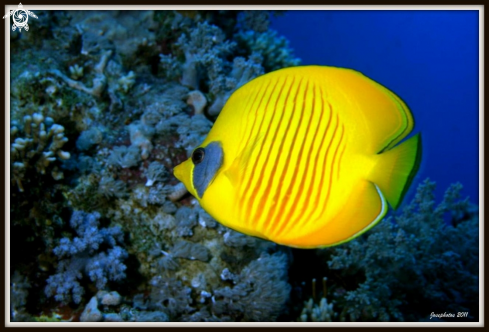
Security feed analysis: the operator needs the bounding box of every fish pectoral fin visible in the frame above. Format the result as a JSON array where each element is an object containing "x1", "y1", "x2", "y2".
[
  {"x1": 223, "y1": 133, "x2": 265, "y2": 186},
  {"x1": 223, "y1": 156, "x2": 242, "y2": 186}
]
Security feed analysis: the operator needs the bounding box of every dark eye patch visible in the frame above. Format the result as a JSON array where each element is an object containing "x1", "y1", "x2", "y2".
[
  {"x1": 192, "y1": 148, "x2": 205, "y2": 165},
  {"x1": 192, "y1": 141, "x2": 223, "y2": 198}
]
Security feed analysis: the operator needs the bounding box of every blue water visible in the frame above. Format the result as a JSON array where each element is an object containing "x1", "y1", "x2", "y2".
[{"x1": 271, "y1": 10, "x2": 480, "y2": 205}]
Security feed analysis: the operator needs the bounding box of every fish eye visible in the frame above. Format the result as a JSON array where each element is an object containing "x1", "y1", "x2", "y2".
[{"x1": 192, "y1": 147, "x2": 205, "y2": 165}]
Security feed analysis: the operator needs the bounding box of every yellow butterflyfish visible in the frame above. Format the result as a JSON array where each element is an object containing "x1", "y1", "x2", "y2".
[{"x1": 173, "y1": 66, "x2": 421, "y2": 248}]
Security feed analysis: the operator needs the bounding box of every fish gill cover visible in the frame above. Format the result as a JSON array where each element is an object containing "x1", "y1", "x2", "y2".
[{"x1": 9, "y1": 9, "x2": 479, "y2": 323}]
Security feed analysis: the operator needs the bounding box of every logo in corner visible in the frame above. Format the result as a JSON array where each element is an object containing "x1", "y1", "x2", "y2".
[{"x1": 3, "y1": 3, "x2": 38, "y2": 32}]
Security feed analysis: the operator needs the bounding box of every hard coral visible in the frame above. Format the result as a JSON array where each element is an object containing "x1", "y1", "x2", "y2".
[{"x1": 11, "y1": 113, "x2": 70, "y2": 192}]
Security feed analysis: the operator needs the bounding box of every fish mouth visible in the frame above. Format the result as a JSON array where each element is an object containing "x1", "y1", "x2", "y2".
[
  {"x1": 173, "y1": 159, "x2": 194, "y2": 197},
  {"x1": 172, "y1": 163, "x2": 185, "y2": 182}
]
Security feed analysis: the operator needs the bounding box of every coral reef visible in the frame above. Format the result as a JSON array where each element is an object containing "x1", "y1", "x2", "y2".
[{"x1": 9, "y1": 9, "x2": 478, "y2": 324}]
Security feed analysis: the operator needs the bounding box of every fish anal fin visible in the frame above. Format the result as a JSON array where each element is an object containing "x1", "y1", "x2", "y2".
[{"x1": 279, "y1": 180, "x2": 387, "y2": 248}]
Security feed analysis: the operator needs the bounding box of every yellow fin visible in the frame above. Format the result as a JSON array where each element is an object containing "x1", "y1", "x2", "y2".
[
  {"x1": 223, "y1": 133, "x2": 265, "y2": 186},
  {"x1": 369, "y1": 133, "x2": 422, "y2": 209},
  {"x1": 283, "y1": 180, "x2": 388, "y2": 248},
  {"x1": 223, "y1": 155, "x2": 242, "y2": 186}
]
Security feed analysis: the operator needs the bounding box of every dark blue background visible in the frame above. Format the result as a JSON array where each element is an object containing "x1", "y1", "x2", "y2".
[{"x1": 270, "y1": 10, "x2": 480, "y2": 205}]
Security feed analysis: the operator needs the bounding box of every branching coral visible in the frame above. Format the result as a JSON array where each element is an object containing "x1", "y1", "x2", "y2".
[
  {"x1": 174, "y1": 206, "x2": 198, "y2": 237},
  {"x1": 175, "y1": 114, "x2": 213, "y2": 155},
  {"x1": 11, "y1": 113, "x2": 70, "y2": 192},
  {"x1": 158, "y1": 20, "x2": 266, "y2": 116},
  {"x1": 159, "y1": 53, "x2": 182, "y2": 81}
]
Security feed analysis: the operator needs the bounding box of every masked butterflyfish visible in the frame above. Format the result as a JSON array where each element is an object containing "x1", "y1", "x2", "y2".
[{"x1": 174, "y1": 66, "x2": 421, "y2": 249}]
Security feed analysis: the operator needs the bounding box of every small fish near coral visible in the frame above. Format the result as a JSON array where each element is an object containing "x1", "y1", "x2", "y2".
[{"x1": 174, "y1": 66, "x2": 422, "y2": 248}]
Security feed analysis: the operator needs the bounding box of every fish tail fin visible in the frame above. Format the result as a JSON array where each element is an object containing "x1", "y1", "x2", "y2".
[{"x1": 369, "y1": 133, "x2": 422, "y2": 209}]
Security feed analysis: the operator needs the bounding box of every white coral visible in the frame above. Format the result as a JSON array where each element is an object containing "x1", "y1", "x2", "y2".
[{"x1": 10, "y1": 113, "x2": 70, "y2": 191}]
